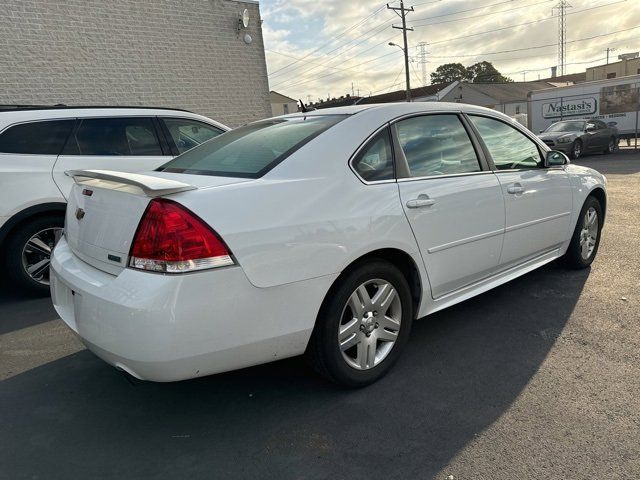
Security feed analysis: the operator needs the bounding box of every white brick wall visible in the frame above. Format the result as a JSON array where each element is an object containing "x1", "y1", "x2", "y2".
[{"x1": 0, "y1": 0, "x2": 271, "y2": 127}]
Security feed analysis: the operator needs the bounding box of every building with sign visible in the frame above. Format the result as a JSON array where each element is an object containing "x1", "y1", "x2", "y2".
[
  {"x1": 0, "y1": 0, "x2": 270, "y2": 127},
  {"x1": 528, "y1": 74, "x2": 640, "y2": 138}
]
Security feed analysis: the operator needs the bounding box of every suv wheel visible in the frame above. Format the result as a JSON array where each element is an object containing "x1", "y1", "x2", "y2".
[{"x1": 5, "y1": 215, "x2": 64, "y2": 294}]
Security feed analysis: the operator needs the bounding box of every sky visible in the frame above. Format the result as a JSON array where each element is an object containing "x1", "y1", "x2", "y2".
[{"x1": 260, "y1": 0, "x2": 640, "y2": 102}]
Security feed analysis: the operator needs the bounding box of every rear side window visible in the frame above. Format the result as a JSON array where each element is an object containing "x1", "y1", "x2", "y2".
[
  {"x1": 162, "y1": 118, "x2": 224, "y2": 154},
  {"x1": 469, "y1": 115, "x2": 542, "y2": 170},
  {"x1": 395, "y1": 114, "x2": 481, "y2": 177},
  {"x1": 62, "y1": 117, "x2": 163, "y2": 156},
  {"x1": 0, "y1": 120, "x2": 75, "y2": 155},
  {"x1": 159, "y1": 115, "x2": 347, "y2": 178},
  {"x1": 352, "y1": 128, "x2": 394, "y2": 182}
]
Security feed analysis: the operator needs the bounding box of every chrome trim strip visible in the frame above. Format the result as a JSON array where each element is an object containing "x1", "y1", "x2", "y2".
[
  {"x1": 427, "y1": 228, "x2": 504, "y2": 254},
  {"x1": 505, "y1": 211, "x2": 571, "y2": 233}
]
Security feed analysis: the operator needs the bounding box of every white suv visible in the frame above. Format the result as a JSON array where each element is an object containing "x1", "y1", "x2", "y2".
[{"x1": 0, "y1": 106, "x2": 228, "y2": 293}]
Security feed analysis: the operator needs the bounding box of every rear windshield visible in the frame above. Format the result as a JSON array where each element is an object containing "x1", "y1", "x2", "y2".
[{"x1": 158, "y1": 115, "x2": 348, "y2": 178}]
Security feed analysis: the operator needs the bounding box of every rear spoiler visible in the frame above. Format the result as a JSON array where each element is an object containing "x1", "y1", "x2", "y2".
[{"x1": 66, "y1": 169, "x2": 197, "y2": 197}]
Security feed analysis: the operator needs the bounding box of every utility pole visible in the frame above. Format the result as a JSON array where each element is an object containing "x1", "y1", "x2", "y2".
[
  {"x1": 606, "y1": 47, "x2": 617, "y2": 64},
  {"x1": 553, "y1": 1, "x2": 571, "y2": 76},
  {"x1": 388, "y1": 1, "x2": 414, "y2": 102},
  {"x1": 418, "y1": 42, "x2": 428, "y2": 86}
]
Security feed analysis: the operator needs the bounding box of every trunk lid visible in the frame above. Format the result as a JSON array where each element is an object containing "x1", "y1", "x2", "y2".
[{"x1": 64, "y1": 170, "x2": 249, "y2": 275}]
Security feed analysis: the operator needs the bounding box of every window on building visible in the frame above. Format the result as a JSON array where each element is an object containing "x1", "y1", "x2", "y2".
[
  {"x1": 0, "y1": 120, "x2": 75, "y2": 155},
  {"x1": 607, "y1": 72, "x2": 617, "y2": 79},
  {"x1": 162, "y1": 118, "x2": 224, "y2": 154},
  {"x1": 352, "y1": 128, "x2": 394, "y2": 181},
  {"x1": 395, "y1": 114, "x2": 481, "y2": 177},
  {"x1": 469, "y1": 115, "x2": 542, "y2": 170},
  {"x1": 63, "y1": 118, "x2": 163, "y2": 156}
]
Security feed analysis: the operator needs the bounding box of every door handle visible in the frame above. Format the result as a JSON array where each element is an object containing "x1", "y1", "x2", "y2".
[
  {"x1": 507, "y1": 184, "x2": 525, "y2": 195},
  {"x1": 406, "y1": 194, "x2": 436, "y2": 209}
]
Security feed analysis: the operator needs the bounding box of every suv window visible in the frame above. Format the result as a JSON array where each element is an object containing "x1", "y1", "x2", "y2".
[
  {"x1": 469, "y1": 115, "x2": 542, "y2": 170},
  {"x1": 395, "y1": 114, "x2": 481, "y2": 177},
  {"x1": 162, "y1": 118, "x2": 224, "y2": 154},
  {"x1": 352, "y1": 128, "x2": 394, "y2": 182},
  {"x1": 0, "y1": 120, "x2": 75, "y2": 155},
  {"x1": 63, "y1": 118, "x2": 163, "y2": 156},
  {"x1": 159, "y1": 115, "x2": 347, "y2": 178}
]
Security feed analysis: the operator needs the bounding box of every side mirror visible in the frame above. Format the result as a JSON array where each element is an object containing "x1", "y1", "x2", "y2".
[
  {"x1": 545, "y1": 150, "x2": 569, "y2": 167},
  {"x1": 539, "y1": 129, "x2": 545, "y2": 134},
  {"x1": 586, "y1": 125, "x2": 596, "y2": 132}
]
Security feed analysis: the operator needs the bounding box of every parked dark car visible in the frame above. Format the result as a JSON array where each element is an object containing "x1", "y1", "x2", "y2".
[{"x1": 538, "y1": 119, "x2": 618, "y2": 159}]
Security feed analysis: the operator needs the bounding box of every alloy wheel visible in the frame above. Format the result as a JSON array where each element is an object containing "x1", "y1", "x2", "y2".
[
  {"x1": 573, "y1": 141, "x2": 582, "y2": 158},
  {"x1": 21, "y1": 227, "x2": 63, "y2": 285},
  {"x1": 579, "y1": 207, "x2": 598, "y2": 260},
  {"x1": 338, "y1": 279, "x2": 402, "y2": 370}
]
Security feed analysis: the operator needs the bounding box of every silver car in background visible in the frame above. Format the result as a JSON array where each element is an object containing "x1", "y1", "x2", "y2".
[{"x1": 538, "y1": 119, "x2": 618, "y2": 159}]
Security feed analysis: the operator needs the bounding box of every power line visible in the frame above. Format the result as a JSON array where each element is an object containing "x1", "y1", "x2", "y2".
[
  {"x1": 425, "y1": 26, "x2": 639, "y2": 59},
  {"x1": 266, "y1": 1, "x2": 395, "y2": 77},
  {"x1": 410, "y1": 0, "x2": 556, "y2": 28},
  {"x1": 273, "y1": 27, "x2": 639, "y2": 94},
  {"x1": 427, "y1": 0, "x2": 626, "y2": 46}
]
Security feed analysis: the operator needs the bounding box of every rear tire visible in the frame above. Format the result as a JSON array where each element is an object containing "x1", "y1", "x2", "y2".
[
  {"x1": 306, "y1": 260, "x2": 414, "y2": 387},
  {"x1": 4, "y1": 215, "x2": 64, "y2": 295},
  {"x1": 604, "y1": 136, "x2": 615, "y2": 154},
  {"x1": 561, "y1": 196, "x2": 602, "y2": 269}
]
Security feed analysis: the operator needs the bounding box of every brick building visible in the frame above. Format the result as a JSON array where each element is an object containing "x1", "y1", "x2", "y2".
[{"x1": 0, "y1": 0, "x2": 270, "y2": 127}]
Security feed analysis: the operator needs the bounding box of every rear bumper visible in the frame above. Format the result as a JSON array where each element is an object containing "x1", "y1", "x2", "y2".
[{"x1": 50, "y1": 237, "x2": 336, "y2": 381}]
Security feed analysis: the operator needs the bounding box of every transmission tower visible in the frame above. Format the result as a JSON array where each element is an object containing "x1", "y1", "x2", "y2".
[
  {"x1": 418, "y1": 42, "x2": 428, "y2": 86},
  {"x1": 553, "y1": 1, "x2": 571, "y2": 76}
]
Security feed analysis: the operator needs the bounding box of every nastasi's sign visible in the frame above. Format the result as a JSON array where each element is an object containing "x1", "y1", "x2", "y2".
[{"x1": 542, "y1": 97, "x2": 597, "y2": 119}]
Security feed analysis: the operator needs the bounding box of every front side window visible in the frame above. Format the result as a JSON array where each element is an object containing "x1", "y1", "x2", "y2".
[
  {"x1": 162, "y1": 118, "x2": 224, "y2": 154},
  {"x1": 63, "y1": 117, "x2": 162, "y2": 156},
  {"x1": 395, "y1": 114, "x2": 481, "y2": 177},
  {"x1": 158, "y1": 115, "x2": 347, "y2": 178},
  {"x1": 469, "y1": 115, "x2": 542, "y2": 170},
  {"x1": 0, "y1": 120, "x2": 75, "y2": 155},
  {"x1": 352, "y1": 128, "x2": 394, "y2": 182}
]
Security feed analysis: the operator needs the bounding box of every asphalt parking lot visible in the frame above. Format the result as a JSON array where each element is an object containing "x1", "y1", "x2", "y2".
[{"x1": 1, "y1": 150, "x2": 639, "y2": 479}]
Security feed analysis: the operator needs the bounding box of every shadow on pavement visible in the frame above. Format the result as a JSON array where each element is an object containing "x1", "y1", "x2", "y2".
[
  {"x1": 0, "y1": 262, "x2": 589, "y2": 479},
  {"x1": 0, "y1": 277, "x2": 57, "y2": 335}
]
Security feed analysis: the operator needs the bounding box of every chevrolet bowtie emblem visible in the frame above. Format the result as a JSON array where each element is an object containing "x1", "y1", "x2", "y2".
[{"x1": 75, "y1": 208, "x2": 85, "y2": 220}]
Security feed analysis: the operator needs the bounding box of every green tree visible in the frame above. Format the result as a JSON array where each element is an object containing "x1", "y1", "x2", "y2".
[
  {"x1": 430, "y1": 61, "x2": 513, "y2": 84},
  {"x1": 466, "y1": 61, "x2": 512, "y2": 83},
  {"x1": 430, "y1": 63, "x2": 470, "y2": 84}
]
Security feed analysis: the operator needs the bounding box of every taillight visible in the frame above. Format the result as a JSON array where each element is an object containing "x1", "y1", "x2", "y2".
[{"x1": 129, "y1": 199, "x2": 234, "y2": 273}]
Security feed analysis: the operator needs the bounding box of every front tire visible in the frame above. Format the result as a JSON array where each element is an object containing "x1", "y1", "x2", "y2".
[
  {"x1": 306, "y1": 260, "x2": 414, "y2": 387},
  {"x1": 571, "y1": 139, "x2": 583, "y2": 159},
  {"x1": 4, "y1": 215, "x2": 64, "y2": 294},
  {"x1": 561, "y1": 196, "x2": 603, "y2": 269}
]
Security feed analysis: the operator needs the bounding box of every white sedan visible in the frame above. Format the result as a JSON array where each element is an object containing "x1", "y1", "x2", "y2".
[{"x1": 50, "y1": 103, "x2": 606, "y2": 387}]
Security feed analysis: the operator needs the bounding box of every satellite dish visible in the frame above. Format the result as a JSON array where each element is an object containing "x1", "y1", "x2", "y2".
[{"x1": 242, "y1": 9, "x2": 250, "y2": 28}]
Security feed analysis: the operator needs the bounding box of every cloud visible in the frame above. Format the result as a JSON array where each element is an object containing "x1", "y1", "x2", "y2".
[{"x1": 261, "y1": 0, "x2": 640, "y2": 101}]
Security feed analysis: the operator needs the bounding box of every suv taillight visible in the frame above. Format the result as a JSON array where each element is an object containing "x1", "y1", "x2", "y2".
[{"x1": 129, "y1": 199, "x2": 234, "y2": 273}]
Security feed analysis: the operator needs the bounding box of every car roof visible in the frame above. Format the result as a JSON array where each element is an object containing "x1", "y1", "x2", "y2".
[
  {"x1": 280, "y1": 101, "x2": 511, "y2": 120},
  {"x1": 0, "y1": 107, "x2": 229, "y2": 131}
]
